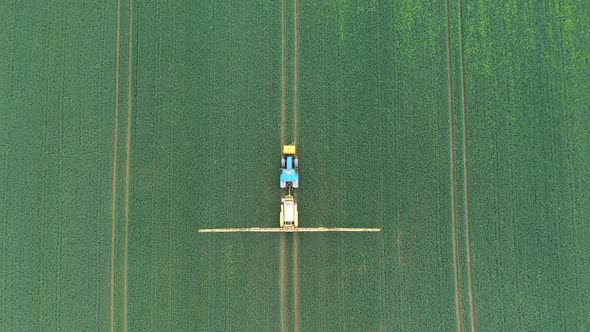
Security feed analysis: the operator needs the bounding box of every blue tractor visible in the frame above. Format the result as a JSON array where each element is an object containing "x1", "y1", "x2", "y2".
[{"x1": 280, "y1": 145, "x2": 299, "y2": 189}]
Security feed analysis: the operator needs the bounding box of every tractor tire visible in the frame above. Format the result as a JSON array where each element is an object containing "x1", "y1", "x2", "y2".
[
  {"x1": 294, "y1": 157, "x2": 299, "y2": 168},
  {"x1": 281, "y1": 157, "x2": 286, "y2": 168}
]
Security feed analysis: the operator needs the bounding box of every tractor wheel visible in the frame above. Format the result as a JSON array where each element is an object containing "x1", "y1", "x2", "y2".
[
  {"x1": 294, "y1": 157, "x2": 299, "y2": 168},
  {"x1": 281, "y1": 157, "x2": 286, "y2": 168}
]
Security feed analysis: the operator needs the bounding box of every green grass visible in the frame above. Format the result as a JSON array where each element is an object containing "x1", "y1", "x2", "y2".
[
  {"x1": 1, "y1": 0, "x2": 589, "y2": 331},
  {"x1": 462, "y1": 1, "x2": 590, "y2": 330},
  {"x1": 1, "y1": 1, "x2": 116, "y2": 330}
]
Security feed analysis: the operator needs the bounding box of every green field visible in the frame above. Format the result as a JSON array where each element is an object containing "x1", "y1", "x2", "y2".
[{"x1": 1, "y1": 0, "x2": 589, "y2": 331}]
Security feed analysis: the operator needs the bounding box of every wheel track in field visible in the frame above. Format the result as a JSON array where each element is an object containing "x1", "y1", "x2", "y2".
[
  {"x1": 292, "y1": 1, "x2": 300, "y2": 331},
  {"x1": 292, "y1": 0, "x2": 299, "y2": 146},
  {"x1": 109, "y1": 0, "x2": 134, "y2": 330},
  {"x1": 458, "y1": 0, "x2": 477, "y2": 329},
  {"x1": 122, "y1": 0, "x2": 134, "y2": 330},
  {"x1": 109, "y1": 0, "x2": 121, "y2": 330},
  {"x1": 444, "y1": 0, "x2": 463, "y2": 331},
  {"x1": 279, "y1": 233, "x2": 287, "y2": 332},
  {"x1": 279, "y1": 0, "x2": 287, "y2": 331},
  {"x1": 293, "y1": 233, "x2": 300, "y2": 332},
  {"x1": 280, "y1": 0, "x2": 286, "y2": 148},
  {"x1": 445, "y1": 0, "x2": 478, "y2": 330},
  {"x1": 279, "y1": 1, "x2": 300, "y2": 330}
]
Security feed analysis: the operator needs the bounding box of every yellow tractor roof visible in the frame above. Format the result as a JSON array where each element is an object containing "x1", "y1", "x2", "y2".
[{"x1": 283, "y1": 145, "x2": 296, "y2": 155}]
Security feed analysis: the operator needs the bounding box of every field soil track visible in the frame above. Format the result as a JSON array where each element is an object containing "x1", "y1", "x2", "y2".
[
  {"x1": 108, "y1": 0, "x2": 121, "y2": 330},
  {"x1": 0, "y1": 0, "x2": 588, "y2": 331},
  {"x1": 445, "y1": 0, "x2": 464, "y2": 330},
  {"x1": 279, "y1": 233, "x2": 286, "y2": 332},
  {"x1": 457, "y1": 0, "x2": 476, "y2": 328}
]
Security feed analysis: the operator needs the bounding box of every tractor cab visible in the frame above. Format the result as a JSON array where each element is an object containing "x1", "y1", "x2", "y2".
[{"x1": 280, "y1": 145, "x2": 299, "y2": 189}]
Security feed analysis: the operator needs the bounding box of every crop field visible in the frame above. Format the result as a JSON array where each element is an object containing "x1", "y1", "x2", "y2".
[{"x1": 1, "y1": 0, "x2": 589, "y2": 331}]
